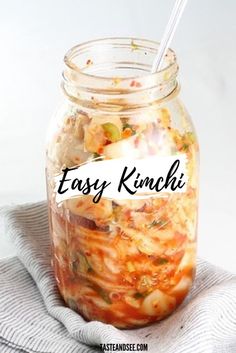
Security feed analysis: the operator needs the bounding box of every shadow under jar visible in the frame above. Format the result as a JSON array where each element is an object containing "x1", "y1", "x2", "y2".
[{"x1": 46, "y1": 38, "x2": 199, "y2": 329}]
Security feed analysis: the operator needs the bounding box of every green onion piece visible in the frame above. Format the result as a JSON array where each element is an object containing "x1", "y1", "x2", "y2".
[
  {"x1": 153, "y1": 258, "x2": 169, "y2": 265},
  {"x1": 182, "y1": 143, "x2": 190, "y2": 151},
  {"x1": 93, "y1": 152, "x2": 103, "y2": 161},
  {"x1": 78, "y1": 253, "x2": 93, "y2": 273},
  {"x1": 102, "y1": 123, "x2": 121, "y2": 142},
  {"x1": 93, "y1": 285, "x2": 112, "y2": 304},
  {"x1": 70, "y1": 260, "x2": 78, "y2": 273},
  {"x1": 67, "y1": 298, "x2": 78, "y2": 311},
  {"x1": 147, "y1": 219, "x2": 166, "y2": 229},
  {"x1": 181, "y1": 132, "x2": 195, "y2": 151},
  {"x1": 122, "y1": 123, "x2": 136, "y2": 135}
]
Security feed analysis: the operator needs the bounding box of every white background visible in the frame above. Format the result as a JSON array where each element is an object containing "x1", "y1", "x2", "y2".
[{"x1": 0, "y1": 0, "x2": 235, "y2": 272}]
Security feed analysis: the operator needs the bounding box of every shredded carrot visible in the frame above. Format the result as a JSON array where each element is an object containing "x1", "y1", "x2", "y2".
[
  {"x1": 97, "y1": 146, "x2": 104, "y2": 154},
  {"x1": 122, "y1": 128, "x2": 133, "y2": 138}
]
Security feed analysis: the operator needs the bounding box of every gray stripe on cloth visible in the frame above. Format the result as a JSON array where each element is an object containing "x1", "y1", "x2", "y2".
[{"x1": 0, "y1": 201, "x2": 236, "y2": 353}]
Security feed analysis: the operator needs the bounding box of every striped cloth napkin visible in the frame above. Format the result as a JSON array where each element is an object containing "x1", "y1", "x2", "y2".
[{"x1": 0, "y1": 202, "x2": 236, "y2": 353}]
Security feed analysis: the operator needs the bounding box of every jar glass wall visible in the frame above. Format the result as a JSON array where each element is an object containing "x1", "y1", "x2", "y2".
[{"x1": 46, "y1": 38, "x2": 199, "y2": 329}]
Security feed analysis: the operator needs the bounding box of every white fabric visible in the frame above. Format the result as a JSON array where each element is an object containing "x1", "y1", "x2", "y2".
[{"x1": 0, "y1": 201, "x2": 236, "y2": 353}]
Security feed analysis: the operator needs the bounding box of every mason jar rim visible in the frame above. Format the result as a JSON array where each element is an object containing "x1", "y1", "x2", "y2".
[
  {"x1": 62, "y1": 37, "x2": 179, "y2": 111},
  {"x1": 64, "y1": 37, "x2": 178, "y2": 84}
]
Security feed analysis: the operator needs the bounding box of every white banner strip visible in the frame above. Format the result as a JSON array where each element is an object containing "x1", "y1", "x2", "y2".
[{"x1": 54, "y1": 154, "x2": 188, "y2": 203}]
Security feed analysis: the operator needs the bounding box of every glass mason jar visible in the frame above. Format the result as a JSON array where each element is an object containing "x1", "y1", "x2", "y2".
[{"x1": 46, "y1": 38, "x2": 199, "y2": 329}]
